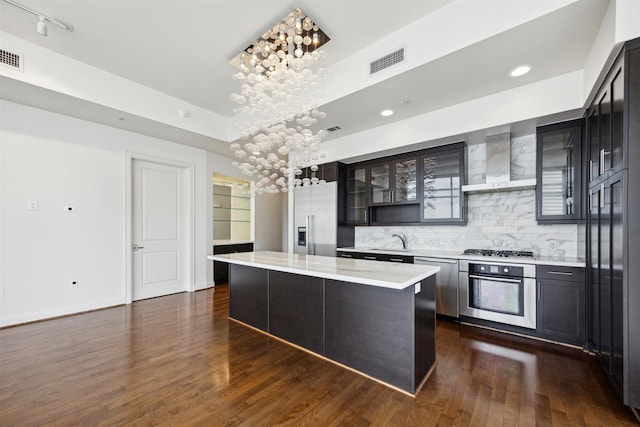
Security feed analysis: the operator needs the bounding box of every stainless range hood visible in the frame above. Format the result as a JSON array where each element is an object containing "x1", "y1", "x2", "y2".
[{"x1": 461, "y1": 133, "x2": 536, "y2": 193}]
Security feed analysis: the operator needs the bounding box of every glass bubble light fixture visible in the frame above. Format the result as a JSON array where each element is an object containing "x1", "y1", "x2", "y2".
[{"x1": 229, "y1": 8, "x2": 330, "y2": 195}]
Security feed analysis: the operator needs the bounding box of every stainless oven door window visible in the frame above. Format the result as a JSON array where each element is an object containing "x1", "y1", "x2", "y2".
[
  {"x1": 470, "y1": 276, "x2": 524, "y2": 316},
  {"x1": 459, "y1": 273, "x2": 537, "y2": 329}
]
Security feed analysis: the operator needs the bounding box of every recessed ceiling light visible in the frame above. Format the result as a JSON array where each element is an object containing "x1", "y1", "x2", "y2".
[
  {"x1": 380, "y1": 109, "x2": 394, "y2": 117},
  {"x1": 510, "y1": 65, "x2": 531, "y2": 77}
]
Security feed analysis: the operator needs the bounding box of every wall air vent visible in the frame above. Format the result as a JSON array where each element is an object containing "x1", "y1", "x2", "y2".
[
  {"x1": 0, "y1": 49, "x2": 24, "y2": 71},
  {"x1": 370, "y1": 48, "x2": 404, "y2": 75},
  {"x1": 326, "y1": 125, "x2": 342, "y2": 133}
]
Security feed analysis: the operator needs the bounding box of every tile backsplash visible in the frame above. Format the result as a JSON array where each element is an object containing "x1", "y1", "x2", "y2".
[{"x1": 354, "y1": 134, "x2": 584, "y2": 259}]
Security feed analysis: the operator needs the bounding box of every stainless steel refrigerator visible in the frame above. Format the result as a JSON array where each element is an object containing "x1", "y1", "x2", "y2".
[{"x1": 294, "y1": 181, "x2": 338, "y2": 257}]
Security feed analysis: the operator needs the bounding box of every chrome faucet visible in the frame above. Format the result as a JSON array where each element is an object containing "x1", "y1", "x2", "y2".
[{"x1": 392, "y1": 232, "x2": 408, "y2": 250}]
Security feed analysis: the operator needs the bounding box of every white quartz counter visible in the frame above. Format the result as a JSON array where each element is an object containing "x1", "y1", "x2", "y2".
[
  {"x1": 337, "y1": 247, "x2": 586, "y2": 268},
  {"x1": 208, "y1": 251, "x2": 440, "y2": 290}
]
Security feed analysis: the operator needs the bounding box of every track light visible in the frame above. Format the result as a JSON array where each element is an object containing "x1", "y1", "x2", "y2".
[
  {"x1": 2, "y1": 0, "x2": 74, "y2": 35},
  {"x1": 37, "y1": 16, "x2": 47, "y2": 36}
]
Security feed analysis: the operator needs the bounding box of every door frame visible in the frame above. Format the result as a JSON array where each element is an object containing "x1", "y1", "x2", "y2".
[{"x1": 125, "y1": 152, "x2": 195, "y2": 304}]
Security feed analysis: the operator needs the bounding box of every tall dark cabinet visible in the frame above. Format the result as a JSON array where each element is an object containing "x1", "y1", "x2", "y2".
[{"x1": 587, "y1": 37, "x2": 640, "y2": 410}]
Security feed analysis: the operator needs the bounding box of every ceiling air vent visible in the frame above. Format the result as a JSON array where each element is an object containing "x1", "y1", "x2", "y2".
[
  {"x1": 0, "y1": 49, "x2": 24, "y2": 71},
  {"x1": 326, "y1": 125, "x2": 342, "y2": 133},
  {"x1": 370, "y1": 48, "x2": 404, "y2": 75}
]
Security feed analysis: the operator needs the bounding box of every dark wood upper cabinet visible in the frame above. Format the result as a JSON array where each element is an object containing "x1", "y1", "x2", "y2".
[
  {"x1": 344, "y1": 143, "x2": 465, "y2": 226},
  {"x1": 369, "y1": 156, "x2": 418, "y2": 206},
  {"x1": 536, "y1": 119, "x2": 584, "y2": 224},
  {"x1": 420, "y1": 143, "x2": 465, "y2": 225},
  {"x1": 346, "y1": 165, "x2": 368, "y2": 225}
]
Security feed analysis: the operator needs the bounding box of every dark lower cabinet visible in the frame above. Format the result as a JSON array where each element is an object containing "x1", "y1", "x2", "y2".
[
  {"x1": 269, "y1": 271, "x2": 324, "y2": 354},
  {"x1": 336, "y1": 250, "x2": 413, "y2": 263},
  {"x1": 324, "y1": 279, "x2": 414, "y2": 391},
  {"x1": 228, "y1": 264, "x2": 268, "y2": 331},
  {"x1": 536, "y1": 265, "x2": 585, "y2": 346},
  {"x1": 213, "y1": 242, "x2": 253, "y2": 284},
  {"x1": 324, "y1": 276, "x2": 435, "y2": 393}
]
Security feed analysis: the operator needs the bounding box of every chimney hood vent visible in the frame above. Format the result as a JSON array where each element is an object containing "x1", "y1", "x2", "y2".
[{"x1": 462, "y1": 133, "x2": 536, "y2": 193}]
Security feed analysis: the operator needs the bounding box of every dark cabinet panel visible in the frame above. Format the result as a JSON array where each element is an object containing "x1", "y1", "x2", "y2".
[
  {"x1": 536, "y1": 119, "x2": 584, "y2": 223},
  {"x1": 536, "y1": 265, "x2": 585, "y2": 346},
  {"x1": 325, "y1": 278, "x2": 415, "y2": 392},
  {"x1": 299, "y1": 161, "x2": 339, "y2": 183},
  {"x1": 585, "y1": 39, "x2": 640, "y2": 410},
  {"x1": 213, "y1": 242, "x2": 254, "y2": 284},
  {"x1": 588, "y1": 64, "x2": 624, "y2": 186},
  {"x1": 228, "y1": 264, "x2": 268, "y2": 331},
  {"x1": 269, "y1": 271, "x2": 324, "y2": 354},
  {"x1": 336, "y1": 250, "x2": 413, "y2": 263}
]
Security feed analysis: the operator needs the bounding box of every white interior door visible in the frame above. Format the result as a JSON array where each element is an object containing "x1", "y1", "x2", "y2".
[{"x1": 132, "y1": 159, "x2": 190, "y2": 300}]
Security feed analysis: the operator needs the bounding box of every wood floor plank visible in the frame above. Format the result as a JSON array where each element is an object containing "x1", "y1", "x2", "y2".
[{"x1": 0, "y1": 285, "x2": 637, "y2": 426}]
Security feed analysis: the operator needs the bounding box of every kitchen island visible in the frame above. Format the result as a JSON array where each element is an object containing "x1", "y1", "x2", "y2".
[{"x1": 207, "y1": 251, "x2": 440, "y2": 395}]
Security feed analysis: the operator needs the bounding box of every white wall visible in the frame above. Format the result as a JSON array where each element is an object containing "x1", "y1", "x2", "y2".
[
  {"x1": 0, "y1": 100, "x2": 211, "y2": 327},
  {"x1": 320, "y1": 71, "x2": 584, "y2": 164},
  {"x1": 254, "y1": 193, "x2": 284, "y2": 252},
  {"x1": 0, "y1": 31, "x2": 228, "y2": 142}
]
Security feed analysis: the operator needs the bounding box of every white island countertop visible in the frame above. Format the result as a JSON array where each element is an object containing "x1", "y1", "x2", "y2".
[{"x1": 208, "y1": 251, "x2": 440, "y2": 290}]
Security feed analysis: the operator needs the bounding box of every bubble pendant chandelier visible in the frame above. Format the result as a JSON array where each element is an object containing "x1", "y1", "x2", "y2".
[{"x1": 229, "y1": 8, "x2": 330, "y2": 194}]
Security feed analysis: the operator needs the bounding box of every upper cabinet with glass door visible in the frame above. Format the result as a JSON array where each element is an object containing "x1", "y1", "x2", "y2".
[
  {"x1": 346, "y1": 166, "x2": 368, "y2": 225},
  {"x1": 421, "y1": 143, "x2": 465, "y2": 224},
  {"x1": 369, "y1": 157, "x2": 418, "y2": 206},
  {"x1": 536, "y1": 119, "x2": 583, "y2": 223}
]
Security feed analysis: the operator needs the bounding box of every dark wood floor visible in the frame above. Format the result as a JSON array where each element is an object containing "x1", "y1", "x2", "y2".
[{"x1": 1, "y1": 285, "x2": 636, "y2": 426}]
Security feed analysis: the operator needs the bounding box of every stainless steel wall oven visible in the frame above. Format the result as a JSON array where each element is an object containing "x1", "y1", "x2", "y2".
[{"x1": 459, "y1": 260, "x2": 536, "y2": 329}]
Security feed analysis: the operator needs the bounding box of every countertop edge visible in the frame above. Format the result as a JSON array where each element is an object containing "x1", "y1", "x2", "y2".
[
  {"x1": 337, "y1": 247, "x2": 586, "y2": 268},
  {"x1": 208, "y1": 252, "x2": 439, "y2": 290}
]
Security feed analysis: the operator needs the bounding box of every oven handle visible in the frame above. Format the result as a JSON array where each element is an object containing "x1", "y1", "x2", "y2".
[{"x1": 468, "y1": 274, "x2": 522, "y2": 284}]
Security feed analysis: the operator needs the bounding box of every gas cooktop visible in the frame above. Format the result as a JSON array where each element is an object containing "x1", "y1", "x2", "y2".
[{"x1": 462, "y1": 249, "x2": 535, "y2": 258}]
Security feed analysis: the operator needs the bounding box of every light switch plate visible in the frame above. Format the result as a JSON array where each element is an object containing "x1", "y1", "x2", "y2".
[{"x1": 414, "y1": 282, "x2": 421, "y2": 294}]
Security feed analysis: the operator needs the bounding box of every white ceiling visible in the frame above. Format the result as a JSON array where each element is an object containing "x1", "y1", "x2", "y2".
[{"x1": 0, "y1": 0, "x2": 610, "y2": 158}]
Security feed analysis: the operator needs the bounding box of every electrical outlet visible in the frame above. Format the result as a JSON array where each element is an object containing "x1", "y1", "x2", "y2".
[
  {"x1": 451, "y1": 239, "x2": 458, "y2": 247},
  {"x1": 28, "y1": 200, "x2": 39, "y2": 211}
]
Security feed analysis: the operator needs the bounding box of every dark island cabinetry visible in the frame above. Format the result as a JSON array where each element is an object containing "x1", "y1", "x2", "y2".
[
  {"x1": 223, "y1": 256, "x2": 437, "y2": 395},
  {"x1": 213, "y1": 242, "x2": 254, "y2": 284}
]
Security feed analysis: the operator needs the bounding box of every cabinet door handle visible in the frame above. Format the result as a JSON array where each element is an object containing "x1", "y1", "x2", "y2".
[
  {"x1": 340, "y1": 253, "x2": 352, "y2": 258},
  {"x1": 547, "y1": 271, "x2": 573, "y2": 276},
  {"x1": 389, "y1": 258, "x2": 404, "y2": 262},
  {"x1": 364, "y1": 256, "x2": 377, "y2": 260},
  {"x1": 589, "y1": 160, "x2": 594, "y2": 181},
  {"x1": 600, "y1": 149, "x2": 610, "y2": 175},
  {"x1": 600, "y1": 183, "x2": 605, "y2": 208},
  {"x1": 538, "y1": 281, "x2": 541, "y2": 300}
]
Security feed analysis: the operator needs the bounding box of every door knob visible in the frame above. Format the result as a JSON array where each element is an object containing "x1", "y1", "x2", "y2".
[{"x1": 132, "y1": 244, "x2": 144, "y2": 251}]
